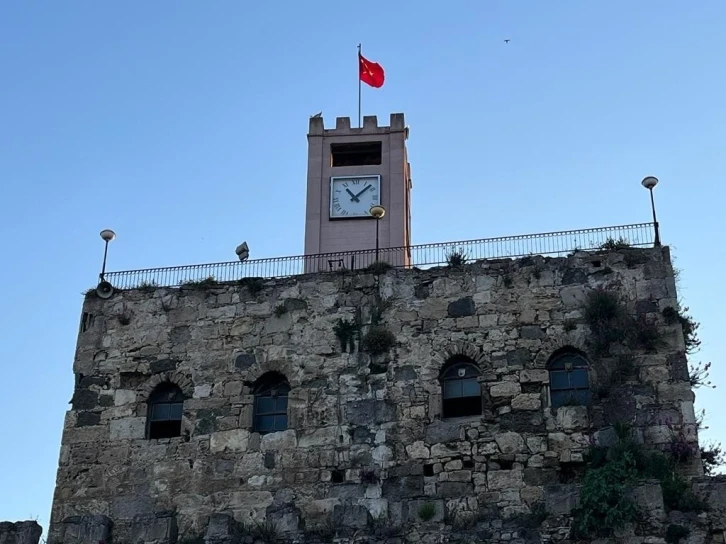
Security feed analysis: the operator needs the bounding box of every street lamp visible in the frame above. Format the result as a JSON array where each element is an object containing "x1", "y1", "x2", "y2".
[
  {"x1": 96, "y1": 229, "x2": 116, "y2": 299},
  {"x1": 99, "y1": 229, "x2": 116, "y2": 280},
  {"x1": 369, "y1": 205, "x2": 386, "y2": 262},
  {"x1": 641, "y1": 176, "x2": 661, "y2": 247}
]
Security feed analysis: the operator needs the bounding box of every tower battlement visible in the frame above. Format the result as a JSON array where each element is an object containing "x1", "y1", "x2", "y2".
[
  {"x1": 308, "y1": 113, "x2": 406, "y2": 136},
  {"x1": 304, "y1": 112, "x2": 412, "y2": 263}
]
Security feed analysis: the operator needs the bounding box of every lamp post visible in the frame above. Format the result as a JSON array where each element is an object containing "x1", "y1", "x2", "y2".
[
  {"x1": 99, "y1": 229, "x2": 116, "y2": 281},
  {"x1": 641, "y1": 176, "x2": 661, "y2": 247},
  {"x1": 369, "y1": 205, "x2": 386, "y2": 262}
]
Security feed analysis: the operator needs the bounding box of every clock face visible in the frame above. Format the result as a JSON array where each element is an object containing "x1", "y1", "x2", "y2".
[{"x1": 330, "y1": 175, "x2": 381, "y2": 218}]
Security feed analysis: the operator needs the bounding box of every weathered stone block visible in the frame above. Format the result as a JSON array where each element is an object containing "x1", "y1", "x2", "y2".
[
  {"x1": 431, "y1": 442, "x2": 471, "y2": 457},
  {"x1": 490, "y1": 382, "x2": 521, "y2": 397},
  {"x1": 0, "y1": 521, "x2": 42, "y2": 544},
  {"x1": 658, "y1": 382, "x2": 695, "y2": 403},
  {"x1": 260, "y1": 429, "x2": 297, "y2": 450},
  {"x1": 520, "y1": 369, "x2": 549, "y2": 383},
  {"x1": 487, "y1": 470, "x2": 523, "y2": 491},
  {"x1": 150, "y1": 358, "x2": 178, "y2": 374},
  {"x1": 333, "y1": 504, "x2": 371, "y2": 529},
  {"x1": 382, "y1": 476, "x2": 423, "y2": 501},
  {"x1": 234, "y1": 352, "x2": 257, "y2": 372},
  {"x1": 544, "y1": 484, "x2": 580, "y2": 515},
  {"x1": 425, "y1": 420, "x2": 463, "y2": 443},
  {"x1": 555, "y1": 405, "x2": 589, "y2": 431},
  {"x1": 205, "y1": 513, "x2": 234, "y2": 542},
  {"x1": 520, "y1": 325, "x2": 545, "y2": 339},
  {"x1": 346, "y1": 400, "x2": 397, "y2": 425},
  {"x1": 495, "y1": 432, "x2": 525, "y2": 454},
  {"x1": 511, "y1": 393, "x2": 541, "y2": 411},
  {"x1": 394, "y1": 365, "x2": 418, "y2": 381},
  {"x1": 210, "y1": 429, "x2": 250, "y2": 452},
  {"x1": 71, "y1": 389, "x2": 98, "y2": 410},
  {"x1": 447, "y1": 297, "x2": 476, "y2": 317},
  {"x1": 406, "y1": 441, "x2": 430, "y2": 459},
  {"x1": 630, "y1": 481, "x2": 665, "y2": 522},
  {"x1": 111, "y1": 496, "x2": 155, "y2": 519},
  {"x1": 560, "y1": 285, "x2": 587, "y2": 306},
  {"x1": 130, "y1": 513, "x2": 178, "y2": 544},
  {"x1": 75, "y1": 411, "x2": 101, "y2": 427},
  {"x1": 109, "y1": 417, "x2": 146, "y2": 440},
  {"x1": 114, "y1": 389, "x2": 137, "y2": 406},
  {"x1": 298, "y1": 426, "x2": 348, "y2": 448}
]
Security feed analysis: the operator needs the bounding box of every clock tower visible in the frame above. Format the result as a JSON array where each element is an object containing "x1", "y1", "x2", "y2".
[{"x1": 303, "y1": 113, "x2": 412, "y2": 270}]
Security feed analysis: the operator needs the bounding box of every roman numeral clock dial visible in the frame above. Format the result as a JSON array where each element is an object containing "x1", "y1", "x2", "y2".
[{"x1": 329, "y1": 175, "x2": 381, "y2": 219}]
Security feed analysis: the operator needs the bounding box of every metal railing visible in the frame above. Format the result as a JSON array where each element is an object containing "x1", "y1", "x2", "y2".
[{"x1": 104, "y1": 222, "x2": 655, "y2": 289}]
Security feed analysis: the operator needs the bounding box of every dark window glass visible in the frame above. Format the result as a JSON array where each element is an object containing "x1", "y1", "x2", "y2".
[
  {"x1": 147, "y1": 383, "x2": 185, "y2": 439},
  {"x1": 441, "y1": 360, "x2": 482, "y2": 419},
  {"x1": 548, "y1": 352, "x2": 590, "y2": 408},
  {"x1": 253, "y1": 373, "x2": 290, "y2": 434}
]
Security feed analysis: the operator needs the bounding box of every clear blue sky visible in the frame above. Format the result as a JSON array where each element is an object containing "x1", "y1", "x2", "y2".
[{"x1": 1, "y1": 0, "x2": 724, "y2": 533}]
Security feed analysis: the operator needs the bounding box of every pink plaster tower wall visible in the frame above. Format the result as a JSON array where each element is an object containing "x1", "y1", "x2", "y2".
[{"x1": 303, "y1": 113, "x2": 412, "y2": 272}]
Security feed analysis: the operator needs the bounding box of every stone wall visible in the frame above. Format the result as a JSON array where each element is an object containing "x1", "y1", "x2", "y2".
[
  {"x1": 49, "y1": 246, "x2": 717, "y2": 543},
  {"x1": 0, "y1": 521, "x2": 42, "y2": 544}
]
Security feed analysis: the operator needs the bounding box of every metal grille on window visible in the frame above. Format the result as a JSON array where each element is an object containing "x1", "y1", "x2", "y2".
[
  {"x1": 147, "y1": 383, "x2": 185, "y2": 439},
  {"x1": 253, "y1": 373, "x2": 291, "y2": 434},
  {"x1": 549, "y1": 351, "x2": 590, "y2": 408},
  {"x1": 441, "y1": 360, "x2": 482, "y2": 419}
]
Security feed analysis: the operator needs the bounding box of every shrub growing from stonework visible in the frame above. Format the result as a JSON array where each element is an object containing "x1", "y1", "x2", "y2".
[
  {"x1": 361, "y1": 325, "x2": 396, "y2": 355},
  {"x1": 574, "y1": 424, "x2": 709, "y2": 538},
  {"x1": 583, "y1": 289, "x2": 664, "y2": 356},
  {"x1": 573, "y1": 451, "x2": 639, "y2": 537}
]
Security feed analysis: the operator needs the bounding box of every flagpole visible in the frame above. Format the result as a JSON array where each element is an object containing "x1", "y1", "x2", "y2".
[{"x1": 357, "y1": 43, "x2": 362, "y2": 128}]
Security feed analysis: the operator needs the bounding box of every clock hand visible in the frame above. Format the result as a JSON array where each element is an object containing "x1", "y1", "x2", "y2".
[
  {"x1": 345, "y1": 188, "x2": 360, "y2": 202},
  {"x1": 354, "y1": 184, "x2": 372, "y2": 198}
]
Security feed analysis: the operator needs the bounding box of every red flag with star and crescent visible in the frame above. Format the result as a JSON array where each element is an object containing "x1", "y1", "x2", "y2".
[{"x1": 359, "y1": 53, "x2": 385, "y2": 88}]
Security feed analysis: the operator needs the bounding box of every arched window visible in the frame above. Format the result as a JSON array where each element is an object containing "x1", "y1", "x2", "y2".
[
  {"x1": 147, "y1": 383, "x2": 185, "y2": 439},
  {"x1": 548, "y1": 350, "x2": 591, "y2": 408},
  {"x1": 253, "y1": 372, "x2": 290, "y2": 434},
  {"x1": 440, "y1": 357, "x2": 482, "y2": 419}
]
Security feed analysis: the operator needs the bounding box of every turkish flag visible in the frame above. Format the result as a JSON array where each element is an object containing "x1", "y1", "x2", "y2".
[{"x1": 359, "y1": 53, "x2": 385, "y2": 88}]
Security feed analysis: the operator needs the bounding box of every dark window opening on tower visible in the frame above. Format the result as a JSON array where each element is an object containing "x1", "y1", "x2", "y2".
[
  {"x1": 331, "y1": 141, "x2": 382, "y2": 167},
  {"x1": 440, "y1": 357, "x2": 482, "y2": 419},
  {"x1": 80, "y1": 312, "x2": 94, "y2": 333},
  {"x1": 548, "y1": 349, "x2": 591, "y2": 408},
  {"x1": 147, "y1": 383, "x2": 185, "y2": 439},
  {"x1": 253, "y1": 372, "x2": 290, "y2": 434}
]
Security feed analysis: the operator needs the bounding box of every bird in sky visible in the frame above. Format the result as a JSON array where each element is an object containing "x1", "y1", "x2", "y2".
[{"x1": 504, "y1": 39, "x2": 510, "y2": 44}]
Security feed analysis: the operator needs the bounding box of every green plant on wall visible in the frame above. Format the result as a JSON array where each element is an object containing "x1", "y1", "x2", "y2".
[
  {"x1": 418, "y1": 502, "x2": 436, "y2": 521},
  {"x1": 445, "y1": 247, "x2": 469, "y2": 267},
  {"x1": 583, "y1": 289, "x2": 664, "y2": 356},
  {"x1": 333, "y1": 318, "x2": 358, "y2": 353},
  {"x1": 574, "y1": 423, "x2": 709, "y2": 538},
  {"x1": 662, "y1": 305, "x2": 701, "y2": 353},
  {"x1": 665, "y1": 524, "x2": 690, "y2": 544},
  {"x1": 599, "y1": 237, "x2": 632, "y2": 250},
  {"x1": 183, "y1": 276, "x2": 217, "y2": 288},
  {"x1": 573, "y1": 451, "x2": 639, "y2": 537},
  {"x1": 361, "y1": 325, "x2": 396, "y2": 355},
  {"x1": 365, "y1": 261, "x2": 394, "y2": 274},
  {"x1": 238, "y1": 277, "x2": 264, "y2": 294}
]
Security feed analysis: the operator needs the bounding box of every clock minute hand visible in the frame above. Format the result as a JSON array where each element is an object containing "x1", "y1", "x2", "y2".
[
  {"x1": 345, "y1": 188, "x2": 360, "y2": 202},
  {"x1": 354, "y1": 184, "x2": 372, "y2": 198}
]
